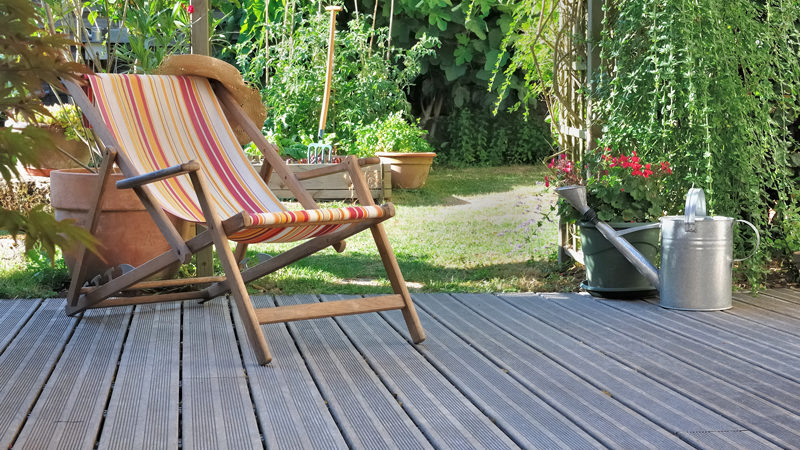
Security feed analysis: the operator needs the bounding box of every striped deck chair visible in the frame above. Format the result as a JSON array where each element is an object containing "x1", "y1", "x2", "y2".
[{"x1": 62, "y1": 73, "x2": 425, "y2": 365}]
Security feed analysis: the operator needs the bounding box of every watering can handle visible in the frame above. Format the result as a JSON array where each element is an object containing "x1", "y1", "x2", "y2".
[
  {"x1": 684, "y1": 188, "x2": 707, "y2": 232},
  {"x1": 733, "y1": 219, "x2": 761, "y2": 262}
]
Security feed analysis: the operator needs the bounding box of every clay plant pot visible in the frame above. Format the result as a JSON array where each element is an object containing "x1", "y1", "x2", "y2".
[
  {"x1": 50, "y1": 168, "x2": 190, "y2": 280},
  {"x1": 26, "y1": 126, "x2": 92, "y2": 177},
  {"x1": 375, "y1": 152, "x2": 436, "y2": 189}
]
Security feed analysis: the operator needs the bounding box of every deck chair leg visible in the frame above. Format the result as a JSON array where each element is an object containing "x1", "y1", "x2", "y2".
[
  {"x1": 214, "y1": 231, "x2": 273, "y2": 364},
  {"x1": 371, "y1": 223, "x2": 426, "y2": 343},
  {"x1": 187, "y1": 171, "x2": 272, "y2": 365},
  {"x1": 233, "y1": 242, "x2": 249, "y2": 267}
]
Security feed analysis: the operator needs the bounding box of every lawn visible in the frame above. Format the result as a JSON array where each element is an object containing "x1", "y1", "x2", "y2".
[
  {"x1": 0, "y1": 165, "x2": 581, "y2": 298},
  {"x1": 245, "y1": 165, "x2": 580, "y2": 294}
]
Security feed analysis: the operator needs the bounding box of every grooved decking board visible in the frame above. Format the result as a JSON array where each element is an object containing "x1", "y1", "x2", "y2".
[
  {"x1": 601, "y1": 298, "x2": 800, "y2": 382},
  {"x1": 509, "y1": 293, "x2": 800, "y2": 448},
  {"x1": 733, "y1": 293, "x2": 800, "y2": 323},
  {"x1": 547, "y1": 294, "x2": 800, "y2": 413},
  {"x1": 457, "y1": 293, "x2": 772, "y2": 449},
  {"x1": 181, "y1": 299, "x2": 261, "y2": 450},
  {"x1": 13, "y1": 303, "x2": 131, "y2": 450},
  {"x1": 98, "y1": 302, "x2": 181, "y2": 450},
  {"x1": 729, "y1": 294, "x2": 800, "y2": 337},
  {"x1": 231, "y1": 296, "x2": 347, "y2": 450},
  {"x1": 763, "y1": 288, "x2": 800, "y2": 305},
  {"x1": 381, "y1": 298, "x2": 602, "y2": 449},
  {"x1": 0, "y1": 300, "x2": 77, "y2": 447},
  {"x1": 274, "y1": 294, "x2": 432, "y2": 449},
  {"x1": 0, "y1": 299, "x2": 41, "y2": 354},
  {"x1": 642, "y1": 298, "x2": 800, "y2": 359},
  {"x1": 321, "y1": 294, "x2": 519, "y2": 450},
  {"x1": 422, "y1": 293, "x2": 691, "y2": 449}
]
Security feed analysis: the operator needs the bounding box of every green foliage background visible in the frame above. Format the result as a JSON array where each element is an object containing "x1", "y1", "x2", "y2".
[{"x1": 596, "y1": 0, "x2": 800, "y2": 283}]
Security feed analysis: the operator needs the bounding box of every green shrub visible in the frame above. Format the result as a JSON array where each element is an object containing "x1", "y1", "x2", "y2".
[
  {"x1": 437, "y1": 107, "x2": 552, "y2": 167},
  {"x1": 354, "y1": 112, "x2": 434, "y2": 156}
]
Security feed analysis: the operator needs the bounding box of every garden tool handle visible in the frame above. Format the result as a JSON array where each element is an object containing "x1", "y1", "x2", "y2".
[
  {"x1": 733, "y1": 219, "x2": 761, "y2": 262},
  {"x1": 684, "y1": 188, "x2": 707, "y2": 232},
  {"x1": 318, "y1": 5, "x2": 342, "y2": 139}
]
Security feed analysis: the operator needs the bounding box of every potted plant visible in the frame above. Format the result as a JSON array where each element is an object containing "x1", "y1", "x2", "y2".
[
  {"x1": 548, "y1": 148, "x2": 680, "y2": 297},
  {"x1": 9, "y1": 103, "x2": 93, "y2": 177},
  {"x1": 357, "y1": 112, "x2": 437, "y2": 189}
]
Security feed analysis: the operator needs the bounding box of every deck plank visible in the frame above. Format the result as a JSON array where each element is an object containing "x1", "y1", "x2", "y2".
[
  {"x1": 98, "y1": 302, "x2": 181, "y2": 450},
  {"x1": 13, "y1": 303, "x2": 131, "y2": 450},
  {"x1": 512, "y1": 293, "x2": 800, "y2": 448},
  {"x1": 181, "y1": 299, "x2": 262, "y2": 450},
  {"x1": 382, "y1": 296, "x2": 603, "y2": 449},
  {"x1": 322, "y1": 294, "x2": 519, "y2": 450},
  {"x1": 463, "y1": 293, "x2": 773, "y2": 449},
  {"x1": 600, "y1": 298, "x2": 800, "y2": 382},
  {"x1": 231, "y1": 296, "x2": 348, "y2": 450},
  {"x1": 0, "y1": 300, "x2": 77, "y2": 447},
  {"x1": 425, "y1": 293, "x2": 693, "y2": 448},
  {"x1": 642, "y1": 298, "x2": 800, "y2": 359},
  {"x1": 0, "y1": 299, "x2": 41, "y2": 354},
  {"x1": 728, "y1": 294, "x2": 800, "y2": 337},
  {"x1": 733, "y1": 293, "x2": 800, "y2": 322},
  {"x1": 274, "y1": 294, "x2": 432, "y2": 449}
]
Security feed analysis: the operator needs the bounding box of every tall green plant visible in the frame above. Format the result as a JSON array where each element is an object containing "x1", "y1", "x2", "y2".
[
  {"x1": 231, "y1": 3, "x2": 437, "y2": 158},
  {"x1": 597, "y1": 0, "x2": 800, "y2": 284}
]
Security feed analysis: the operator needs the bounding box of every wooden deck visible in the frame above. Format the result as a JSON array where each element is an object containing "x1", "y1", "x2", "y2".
[{"x1": 1, "y1": 289, "x2": 799, "y2": 449}]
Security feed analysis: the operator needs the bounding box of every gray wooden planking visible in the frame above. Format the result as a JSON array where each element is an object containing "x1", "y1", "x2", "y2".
[
  {"x1": 459, "y1": 293, "x2": 774, "y2": 449},
  {"x1": 98, "y1": 302, "x2": 181, "y2": 450},
  {"x1": 511, "y1": 293, "x2": 800, "y2": 448},
  {"x1": 0, "y1": 290, "x2": 799, "y2": 449},
  {"x1": 232, "y1": 296, "x2": 348, "y2": 450},
  {"x1": 424, "y1": 293, "x2": 693, "y2": 449},
  {"x1": 0, "y1": 298, "x2": 41, "y2": 354},
  {"x1": 13, "y1": 305, "x2": 130, "y2": 450},
  {"x1": 381, "y1": 298, "x2": 604, "y2": 449},
  {"x1": 274, "y1": 294, "x2": 432, "y2": 449},
  {"x1": 181, "y1": 298, "x2": 261, "y2": 450},
  {"x1": 0, "y1": 300, "x2": 77, "y2": 447},
  {"x1": 322, "y1": 294, "x2": 519, "y2": 450}
]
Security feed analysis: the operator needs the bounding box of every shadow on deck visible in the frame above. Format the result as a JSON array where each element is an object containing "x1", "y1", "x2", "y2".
[{"x1": 1, "y1": 289, "x2": 799, "y2": 448}]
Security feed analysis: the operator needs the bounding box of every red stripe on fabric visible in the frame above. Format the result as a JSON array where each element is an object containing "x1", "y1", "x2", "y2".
[
  {"x1": 122, "y1": 76, "x2": 200, "y2": 219},
  {"x1": 177, "y1": 77, "x2": 262, "y2": 214}
]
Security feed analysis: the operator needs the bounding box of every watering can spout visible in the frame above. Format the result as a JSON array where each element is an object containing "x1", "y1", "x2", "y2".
[{"x1": 556, "y1": 185, "x2": 661, "y2": 290}]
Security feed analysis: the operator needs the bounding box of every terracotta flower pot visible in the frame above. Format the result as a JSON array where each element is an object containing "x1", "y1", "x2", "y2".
[
  {"x1": 375, "y1": 152, "x2": 436, "y2": 189},
  {"x1": 50, "y1": 168, "x2": 190, "y2": 280}
]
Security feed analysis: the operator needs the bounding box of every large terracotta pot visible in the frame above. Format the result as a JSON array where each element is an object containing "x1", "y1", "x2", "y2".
[
  {"x1": 375, "y1": 152, "x2": 436, "y2": 189},
  {"x1": 50, "y1": 168, "x2": 190, "y2": 280},
  {"x1": 26, "y1": 126, "x2": 92, "y2": 177}
]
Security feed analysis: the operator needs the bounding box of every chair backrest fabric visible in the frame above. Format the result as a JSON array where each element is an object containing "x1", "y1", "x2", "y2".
[{"x1": 87, "y1": 73, "x2": 285, "y2": 222}]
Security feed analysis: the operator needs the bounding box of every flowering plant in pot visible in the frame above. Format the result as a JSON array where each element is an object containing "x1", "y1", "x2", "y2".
[
  {"x1": 547, "y1": 148, "x2": 680, "y2": 297},
  {"x1": 356, "y1": 112, "x2": 437, "y2": 189}
]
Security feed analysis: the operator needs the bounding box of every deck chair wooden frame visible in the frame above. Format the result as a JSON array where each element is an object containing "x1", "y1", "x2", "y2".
[{"x1": 61, "y1": 75, "x2": 425, "y2": 365}]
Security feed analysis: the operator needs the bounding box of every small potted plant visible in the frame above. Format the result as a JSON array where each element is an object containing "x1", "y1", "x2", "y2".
[
  {"x1": 12, "y1": 103, "x2": 93, "y2": 177},
  {"x1": 356, "y1": 112, "x2": 437, "y2": 189},
  {"x1": 548, "y1": 148, "x2": 680, "y2": 297}
]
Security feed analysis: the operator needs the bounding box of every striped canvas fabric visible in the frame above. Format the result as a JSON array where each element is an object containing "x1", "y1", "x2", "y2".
[{"x1": 87, "y1": 74, "x2": 385, "y2": 243}]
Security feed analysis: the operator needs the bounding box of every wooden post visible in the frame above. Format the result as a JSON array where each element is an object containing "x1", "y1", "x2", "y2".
[
  {"x1": 190, "y1": 0, "x2": 209, "y2": 56},
  {"x1": 190, "y1": 0, "x2": 212, "y2": 280}
]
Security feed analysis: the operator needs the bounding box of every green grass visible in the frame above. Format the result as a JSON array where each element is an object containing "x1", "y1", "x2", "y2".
[
  {"x1": 245, "y1": 165, "x2": 580, "y2": 294},
  {"x1": 0, "y1": 165, "x2": 581, "y2": 298}
]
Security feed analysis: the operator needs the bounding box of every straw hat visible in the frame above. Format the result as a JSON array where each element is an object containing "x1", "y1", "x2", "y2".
[{"x1": 155, "y1": 54, "x2": 267, "y2": 145}]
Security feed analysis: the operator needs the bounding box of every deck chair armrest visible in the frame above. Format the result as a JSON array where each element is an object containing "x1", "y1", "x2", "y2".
[
  {"x1": 116, "y1": 160, "x2": 201, "y2": 189},
  {"x1": 294, "y1": 157, "x2": 381, "y2": 181}
]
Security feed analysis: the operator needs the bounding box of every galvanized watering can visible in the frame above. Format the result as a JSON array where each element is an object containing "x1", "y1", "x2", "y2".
[{"x1": 556, "y1": 186, "x2": 760, "y2": 310}]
